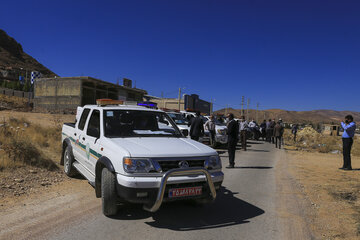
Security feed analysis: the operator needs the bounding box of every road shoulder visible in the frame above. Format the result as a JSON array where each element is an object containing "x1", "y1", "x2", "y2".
[
  {"x1": 284, "y1": 150, "x2": 360, "y2": 240},
  {"x1": 275, "y1": 149, "x2": 315, "y2": 239}
]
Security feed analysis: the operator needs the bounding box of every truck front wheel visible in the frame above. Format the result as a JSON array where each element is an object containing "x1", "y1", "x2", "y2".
[
  {"x1": 63, "y1": 145, "x2": 77, "y2": 177},
  {"x1": 101, "y1": 168, "x2": 118, "y2": 216}
]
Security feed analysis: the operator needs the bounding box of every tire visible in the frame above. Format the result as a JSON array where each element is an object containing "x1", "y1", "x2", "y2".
[
  {"x1": 101, "y1": 168, "x2": 118, "y2": 216},
  {"x1": 63, "y1": 145, "x2": 77, "y2": 177}
]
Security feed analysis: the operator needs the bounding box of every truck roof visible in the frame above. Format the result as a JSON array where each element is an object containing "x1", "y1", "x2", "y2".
[{"x1": 82, "y1": 104, "x2": 164, "y2": 113}]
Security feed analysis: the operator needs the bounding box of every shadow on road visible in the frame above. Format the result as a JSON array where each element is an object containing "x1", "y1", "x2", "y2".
[
  {"x1": 232, "y1": 166, "x2": 273, "y2": 169},
  {"x1": 245, "y1": 149, "x2": 270, "y2": 152},
  {"x1": 110, "y1": 187, "x2": 265, "y2": 231},
  {"x1": 246, "y1": 141, "x2": 265, "y2": 145}
]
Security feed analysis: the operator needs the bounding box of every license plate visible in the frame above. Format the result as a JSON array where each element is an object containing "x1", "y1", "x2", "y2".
[{"x1": 168, "y1": 186, "x2": 202, "y2": 198}]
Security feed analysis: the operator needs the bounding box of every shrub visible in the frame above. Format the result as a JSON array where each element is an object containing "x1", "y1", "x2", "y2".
[{"x1": 0, "y1": 118, "x2": 60, "y2": 170}]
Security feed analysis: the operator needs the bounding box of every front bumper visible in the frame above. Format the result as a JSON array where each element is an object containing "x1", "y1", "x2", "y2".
[
  {"x1": 116, "y1": 168, "x2": 223, "y2": 212},
  {"x1": 215, "y1": 134, "x2": 228, "y2": 144}
]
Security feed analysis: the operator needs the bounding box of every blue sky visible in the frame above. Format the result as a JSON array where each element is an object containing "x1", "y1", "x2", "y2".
[{"x1": 1, "y1": 0, "x2": 359, "y2": 111}]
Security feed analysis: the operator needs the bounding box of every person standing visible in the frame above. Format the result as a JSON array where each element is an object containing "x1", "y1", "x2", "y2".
[
  {"x1": 266, "y1": 119, "x2": 271, "y2": 142},
  {"x1": 291, "y1": 124, "x2": 298, "y2": 142},
  {"x1": 270, "y1": 119, "x2": 276, "y2": 144},
  {"x1": 239, "y1": 116, "x2": 248, "y2": 151},
  {"x1": 340, "y1": 115, "x2": 356, "y2": 170},
  {"x1": 188, "y1": 111, "x2": 204, "y2": 141},
  {"x1": 204, "y1": 115, "x2": 216, "y2": 147},
  {"x1": 226, "y1": 113, "x2": 239, "y2": 168},
  {"x1": 273, "y1": 121, "x2": 284, "y2": 149},
  {"x1": 260, "y1": 120, "x2": 267, "y2": 141}
]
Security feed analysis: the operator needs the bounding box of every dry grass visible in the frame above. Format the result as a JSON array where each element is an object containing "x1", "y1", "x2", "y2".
[
  {"x1": 0, "y1": 117, "x2": 61, "y2": 171},
  {"x1": 284, "y1": 128, "x2": 360, "y2": 156},
  {"x1": 287, "y1": 151, "x2": 360, "y2": 240},
  {"x1": 0, "y1": 95, "x2": 31, "y2": 110}
]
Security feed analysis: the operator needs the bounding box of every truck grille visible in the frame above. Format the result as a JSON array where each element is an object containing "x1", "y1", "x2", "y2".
[{"x1": 156, "y1": 159, "x2": 205, "y2": 172}]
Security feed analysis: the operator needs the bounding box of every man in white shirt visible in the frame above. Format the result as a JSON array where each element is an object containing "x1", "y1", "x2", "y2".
[{"x1": 204, "y1": 115, "x2": 216, "y2": 147}]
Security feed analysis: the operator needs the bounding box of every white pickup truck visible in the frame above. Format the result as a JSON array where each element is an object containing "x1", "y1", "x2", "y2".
[
  {"x1": 165, "y1": 111, "x2": 190, "y2": 137},
  {"x1": 182, "y1": 112, "x2": 228, "y2": 148},
  {"x1": 61, "y1": 100, "x2": 224, "y2": 216},
  {"x1": 203, "y1": 116, "x2": 228, "y2": 148}
]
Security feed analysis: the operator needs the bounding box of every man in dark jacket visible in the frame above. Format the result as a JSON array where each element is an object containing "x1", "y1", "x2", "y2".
[
  {"x1": 270, "y1": 119, "x2": 276, "y2": 144},
  {"x1": 188, "y1": 111, "x2": 204, "y2": 141},
  {"x1": 273, "y1": 121, "x2": 284, "y2": 149},
  {"x1": 226, "y1": 113, "x2": 239, "y2": 168},
  {"x1": 266, "y1": 119, "x2": 272, "y2": 142}
]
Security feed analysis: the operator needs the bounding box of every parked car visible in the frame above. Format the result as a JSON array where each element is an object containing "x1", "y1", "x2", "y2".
[
  {"x1": 203, "y1": 116, "x2": 228, "y2": 148},
  {"x1": 164, "y1": 111, "x2": 190, "y2": 137}
]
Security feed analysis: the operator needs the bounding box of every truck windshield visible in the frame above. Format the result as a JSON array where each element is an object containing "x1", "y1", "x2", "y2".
[
  {"x1": 215, "y1": 119, "x2": 226, "y2": 126},
  {"x1": 167, "y1": 113, "x2": 188, "y2": 125},
  {"x1": 104, "y1": 110, "x2": 182, "y2": 138}
]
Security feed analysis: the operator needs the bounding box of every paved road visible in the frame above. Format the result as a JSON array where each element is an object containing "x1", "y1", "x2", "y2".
[{"x1": 45, "y1": 141, "x2": 284, "y2": 240}]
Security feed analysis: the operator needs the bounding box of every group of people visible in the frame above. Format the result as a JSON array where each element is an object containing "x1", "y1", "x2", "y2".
[
  {"x1": 188, "y1": 112, "x2": 357, "y2": 171},
  {"x1": 265, "y1": 119, "x2": 285, "y2": 149}
]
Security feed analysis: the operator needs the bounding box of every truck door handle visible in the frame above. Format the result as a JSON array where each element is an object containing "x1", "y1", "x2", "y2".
[
  {"x1": 74, "y1": 133, "x2": 77, "y2": 136},
  {"x1": 82, "y1": 137, "x2": 85, "y2": 141}
]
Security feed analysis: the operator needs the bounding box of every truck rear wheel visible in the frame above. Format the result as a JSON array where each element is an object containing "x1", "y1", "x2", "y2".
[
  {"x1": 101, "y1": 168, "x2": 118, "y2": 216},
  {"x1": 63, "y1": 145, "x2": 77, "y2": 177}
]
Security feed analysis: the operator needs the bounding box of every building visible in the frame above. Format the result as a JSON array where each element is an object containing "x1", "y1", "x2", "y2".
[
  {"x1": 149, "y1": 94, "x2": 212, "y2": 115},
  {"x1": 34, "y1": 76, "x2": 147, "y2": 112},
  {"x1": 323, "y1": 124, "x2": 340, "y2": 136},
  {"x1": 150, "y1": 97, "x2": 185, "y2": 111}
]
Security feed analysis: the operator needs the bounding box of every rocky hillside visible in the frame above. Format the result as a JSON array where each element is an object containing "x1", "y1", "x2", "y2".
[
  {"x1": 214, "y1": 108, "x2": 360, "y2": 124},
  {"x1": 0, "y1": 29, "x2": 56, "y2": 78}
]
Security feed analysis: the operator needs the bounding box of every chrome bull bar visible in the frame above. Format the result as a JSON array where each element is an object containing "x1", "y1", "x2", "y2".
[{"x1": 143, "y1": 167, "x2": 217, "y2": 212}]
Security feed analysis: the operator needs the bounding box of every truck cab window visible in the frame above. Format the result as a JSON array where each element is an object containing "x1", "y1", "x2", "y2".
[
  {"x1": 78, "y1": 108, "x2": 90, "y2": 131},
  {"x1": 87, "y1": 110, "x2": 100, "y2": 138}
]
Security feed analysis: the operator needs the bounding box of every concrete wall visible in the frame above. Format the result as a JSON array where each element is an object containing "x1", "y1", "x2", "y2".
[
  {"x1": 34, "y1": 77, "x2": 147, "y2": 113},
  {"x1": 34, "y1": 78, "x2": 82, "y2": 112},
  {"x1": 0, "y1": 87, "x2": 33, "y2": 99}
]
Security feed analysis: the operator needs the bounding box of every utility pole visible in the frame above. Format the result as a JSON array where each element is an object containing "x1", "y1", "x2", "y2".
[
  {"x1": 225, "y1": 104, "x2": 228, "y2": 116},
  {"x1": 246, "y1": 98, "x2": 250, "y2": 122},
  {"x1": 178, "y1": 87, "x2": 181, "y2": 111},
  {"x1": 241, "y1": 96, "x2": 244, "y2": 116},
  {"x1": 256, "y1": 102, "x2": 259, "y2": 123},
  {"x1": 210, "y1": 98, "x2": 213, "y2": 115}
]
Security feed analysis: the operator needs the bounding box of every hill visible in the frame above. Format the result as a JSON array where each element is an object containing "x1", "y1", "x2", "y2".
[
  {"x1": 0, "y1": 29, "x2": 56, "y2": 80},
  {"x1": 214, "y1": 108, "x2": 360, "y2": 124}
]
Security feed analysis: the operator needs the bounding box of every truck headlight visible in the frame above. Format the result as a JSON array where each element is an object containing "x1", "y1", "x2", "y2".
[
  {"x1": 205, "y1": 155, "x2": 222, "y2": 170},
  {"x1": 123, "y1": 158, "x2": 157, "y2": 173}
]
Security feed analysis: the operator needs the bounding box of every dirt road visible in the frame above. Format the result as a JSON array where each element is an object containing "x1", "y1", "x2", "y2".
[{"x1": 0, "y1": 141, "x2": 313, "y2": 240}]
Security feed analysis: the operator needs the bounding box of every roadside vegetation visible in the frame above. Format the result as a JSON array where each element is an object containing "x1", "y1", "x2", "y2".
[
  {"x1": 283, "y1": 126, "x2": 360, "y2": 156},
  {"x1": 288, "y1": 151, "x2": 360, "y2": 239},
  {"x1": 0, "y1": 94, "x2": 31, "y2": 111},
  {"x1": 284, "y1": 126, "x2": 360, "y2": 239},
  {"x1": 0, "y1": 117, "x2": 61, "y2": 170}
]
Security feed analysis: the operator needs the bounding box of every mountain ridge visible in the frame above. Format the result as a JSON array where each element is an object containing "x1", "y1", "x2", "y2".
[{"x1": 0, "y1": 29, "x2": 56, "y2": 79}]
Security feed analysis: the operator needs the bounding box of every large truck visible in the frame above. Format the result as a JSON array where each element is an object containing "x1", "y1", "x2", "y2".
[{"x1": 61, "y1": 99, "x2": 224, "y2": 216}]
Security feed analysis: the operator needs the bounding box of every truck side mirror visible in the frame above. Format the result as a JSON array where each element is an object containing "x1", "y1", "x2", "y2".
[{"x1": 181, "y1": 129, "x2": 189, "y2": 136}]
